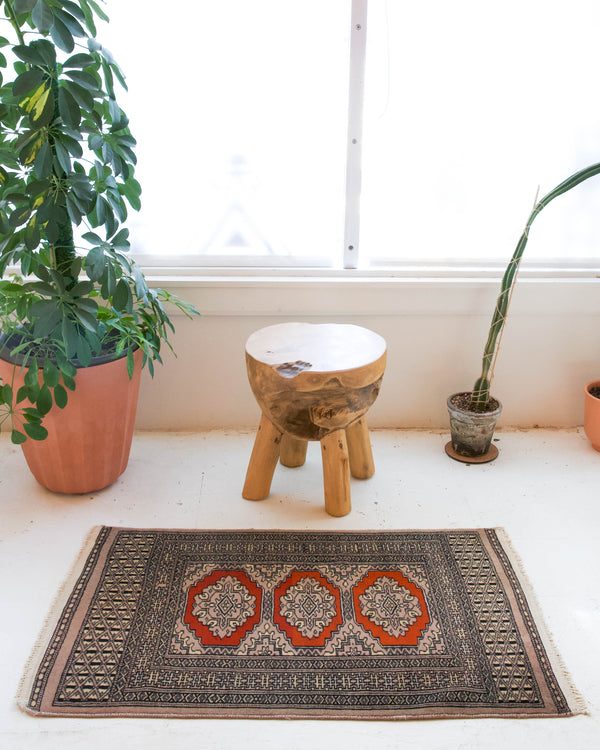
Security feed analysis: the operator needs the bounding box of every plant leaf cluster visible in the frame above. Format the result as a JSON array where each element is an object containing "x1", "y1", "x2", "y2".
[{"x1": 0, "y1": 0, "x2": 197, "y2": 443}]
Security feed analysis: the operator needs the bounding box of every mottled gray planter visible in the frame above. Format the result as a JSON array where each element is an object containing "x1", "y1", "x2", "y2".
[{"x1": 446, "y1": 392, "x2": 502, "y2": 460}]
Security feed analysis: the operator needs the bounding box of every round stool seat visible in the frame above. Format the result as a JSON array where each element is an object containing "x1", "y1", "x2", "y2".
[
  {"x1": 243, "y1": 323, "x2": 387, "y2": 517},
  {"x1": 245, "y1": 322, "x2": 386, "y2": 440}
]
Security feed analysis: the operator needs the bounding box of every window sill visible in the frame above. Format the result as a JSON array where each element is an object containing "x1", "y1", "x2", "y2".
[{"x1": 140, "y1": 266, "x2": 600, "y2": 317}]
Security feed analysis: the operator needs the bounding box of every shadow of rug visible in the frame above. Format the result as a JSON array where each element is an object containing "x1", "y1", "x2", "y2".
[{"x1": 18, "y1": 527, "x2": 585, "y2": 720}]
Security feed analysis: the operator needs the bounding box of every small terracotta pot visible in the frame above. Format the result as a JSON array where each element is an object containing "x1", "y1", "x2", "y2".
[
  {"x1": 0, "y1": 347, "x2": 142, "y2": 493},
  {"x1": 583, "y1": 380, "x2": 600, "y2": 452}
]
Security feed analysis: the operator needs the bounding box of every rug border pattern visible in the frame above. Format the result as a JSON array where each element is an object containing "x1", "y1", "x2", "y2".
[{"x1": 16, "y1": 527, "x2": 586, "y2": 721}]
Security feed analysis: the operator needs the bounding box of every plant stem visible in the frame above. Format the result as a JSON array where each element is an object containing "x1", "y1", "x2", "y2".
[
  {"x1": 470, "y1": 161, "x2": 600, "y2": 410},
  {"x1": 3, "y1": 0, "x2": 25, "y2": 45},
  {"x1": 48, "y1": 69, "x2": 76, "y2": 281}
]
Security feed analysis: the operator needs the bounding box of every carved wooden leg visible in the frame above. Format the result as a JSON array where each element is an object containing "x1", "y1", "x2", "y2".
[
  {"x1": 320, "y1": 429, "x2": 351, "y2": 517},
  {"x1": 242, "y1": 414, "x2": 282, "y2": 500},
  {"x1": 280, "y1": 434, "x2": 308, "y2": 467},
  {"x1": 346, "y1": 417, "x2": 375, "y2": 479}
]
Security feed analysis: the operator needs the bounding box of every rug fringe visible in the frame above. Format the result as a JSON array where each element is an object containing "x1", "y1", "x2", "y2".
[
  {"x1": 493, "y1": 527, "x2": 588, "y2": 717},
  {"x1": 15, "y1": 525, "x2": 104, "y2": 714}
]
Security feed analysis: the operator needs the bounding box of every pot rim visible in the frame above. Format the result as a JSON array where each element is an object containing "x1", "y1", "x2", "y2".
[
  {"x1": 447, "y1": 391, "x2": 503, "y2": 420},
  {"x1": 0, "y1": 331, "x2": 134, "y2": 369},
  {"x1": 584, "y1": 380, "x2": 600, "y2": 396}
]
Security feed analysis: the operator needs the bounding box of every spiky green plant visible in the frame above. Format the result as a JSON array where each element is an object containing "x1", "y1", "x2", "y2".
[{"x1": 470, "y1": 162, "x2": 600, "y2": 411}]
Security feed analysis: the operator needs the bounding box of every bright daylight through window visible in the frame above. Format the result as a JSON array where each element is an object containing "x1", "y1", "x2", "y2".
[{"x1": 103, "y1": 0, "x2": 600, "y2": 269}]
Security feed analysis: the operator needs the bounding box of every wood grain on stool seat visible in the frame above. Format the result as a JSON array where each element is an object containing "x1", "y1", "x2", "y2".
[{"x1": 243, "y1": 323, "x2": 386, "y2": 516}]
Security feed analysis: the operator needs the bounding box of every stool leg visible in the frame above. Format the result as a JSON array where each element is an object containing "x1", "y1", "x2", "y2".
[
  {"x1": 280, "y1": 434, "x2": 308, "y2": 467},
  {"x1": 346, "y1": 417, "x2": 375, "y2": 479},
  {"x1": 243, "y1": 414, "x2": 282, "y2": 500},
  {"x1": 320, "y1": 429, "x2": 351, "y2": 517}
]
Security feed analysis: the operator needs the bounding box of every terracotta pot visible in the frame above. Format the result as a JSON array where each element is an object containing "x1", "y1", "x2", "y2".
[
  {"x1": 0, "y1": 346, "x2": 142, "y2": 493},
  {"x1": 446, "y1": 392, "x2": 502, "y2": 461},
  {"x1": 583, "y1": 380, "x2": 600, "y2": 452}
]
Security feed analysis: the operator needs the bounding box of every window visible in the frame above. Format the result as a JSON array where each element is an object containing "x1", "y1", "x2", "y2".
[
  {"x1": 360, "y1": 0, "x2": 600, "y2": 267},
  {"x1": 102, "y1": 0, "x2": 350, "y2": 267},
  {"x1": 103, "y1": 0, "x2": 600, "y2": 269}
]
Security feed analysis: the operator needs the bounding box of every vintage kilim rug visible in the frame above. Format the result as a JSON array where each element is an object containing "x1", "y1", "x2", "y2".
[{"x1": 18, "y1": 527, "x2": 584, "y2": 720}]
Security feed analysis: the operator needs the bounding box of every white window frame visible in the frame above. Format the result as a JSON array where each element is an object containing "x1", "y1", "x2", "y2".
[{"x1": 133, "y1": 0, "x2": 600, "y2": 279}]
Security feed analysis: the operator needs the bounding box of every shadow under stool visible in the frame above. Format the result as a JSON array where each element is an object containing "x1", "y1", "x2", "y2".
[{"x1": 242, "y1": 322, "x2": 387, "y2": 516}]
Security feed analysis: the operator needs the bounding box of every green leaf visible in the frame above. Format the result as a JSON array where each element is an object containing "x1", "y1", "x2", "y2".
[
  {"x1": 11, "y1": 429, "x2": 27, "y2": 445},
  {"x1": 50, "y1": 16, "x2": 75, "y2": 53},
  {"x1": 24, "y1": 422, "x2": 48, "y2": 441},
  {"x1": 24, "y1": 224, "x2": 42, "y2": 252},
  {"x1": 54, "y1": 384, "x2": 68, "y2": 408},
  {"x1": 16, "y1": 386, "x2": 29, "y2": 404},
  {"x1": 89, "y1": 134, "x2": 103, "y2": 150},
  {"x1": 62, "y1": 373, "x2": 76, "y2": 391},
  {"x1": 15, "y1": 0, "x2": 37, "y2": 13},
  {"x1": 132, "y1": 265, "x2": 148, "y2": 300},
  {"x1": 61, "y1": 316, "x2": 79, "y2": 357},
  {"x1": 12, "y1": 44, "x2": 45, "y2": 67},
  {"x1": 82, "y1": 230, "x2": 103, "y2": 245},
  {"x1": 113, "y1": 278, "x2": 130, "y2": 311},
  {"x1": 22, "y1": 409, "x2": 42, "y2": 423},
  {"x1": 13, "y1": 69, "x2": 44, "y2": 97},
  {"x1": 59, "y1": 132, "x2": 83, "y2": 158},
  {"x1": 53, "y1": 8, "x2": 86, "y2": 38},
  {"x1": 24, "y1": 359, "x2": 39, "y2": 389},
  {"x1": 106, "y1": 190, "x2": 127, "y2": 222},
  {"x1": 33, "y1": 305, "x2": 61, "y2": 338},
  {"x1": 73, "y1": 307, "x2": 98, "y2": 333},
  {"x1": 63, "y1": 52, "x2": 96, "y2": 69},
  {"x1": 55, "y1": 351, "x2": 77, "y2": 378},
  {"x1": 54, "y1": 139, "x2": 71, "y2": 174},
  {"x1": 103, "y1": 261, "x2": 116, "y2": 297},
  {"x1": 75, "y1": 298, "x2": 98, "y2": 315},
  {"x1": 34, "y1": 39, "x2": 57, "y2": 67},
  {"x1": 66, "y1": 194, "x2": 82, "y2": 225},
  {"x1": 126, "y1": 347, "x2": 134, "y2": 379},
  {"x1": 111, "y1": 227, "x2": 130, "y2": 250},
  {"x1": 65, "y1": 69, "x2": 99, "y2": 92},
  {"x1": 62, "y1": 79, "x2": 94, "y2": 110},
  {"x1": 70, "y1": 280, "x2": 94, "y2": 297},
  {"x1": 36, "y1": 384, "x2": 52, "y2": 415},
  {"x1": 9, "y1": 205, "x2": 31, "y2": 228},
  {"x1": 121, "y1": 180, "x2": 142, "y2": 211},
  {"x1": 43, "y1": 360, "x2": 60, "y2": 388},
  {"x1": 24, "y1": 84, "x2": 55, "y2": 128},
  {"x1": 76, "y1": 337, "x2": 91, "y2": 366},
  {"x1": 58, "y1": 85, "x2": 81, "y2": 128},
  {"x1": 84, "y1": 0, "x2": 109, "y2": 23},
  {"x1": 32, "y1": 0, "x2": 53, "y2": 34},
  {"x1": 85, "y1": 244, "x2": 105, "y2": 281},
  {"x1": 61, "y1": 0, "x2": 86, "y2": 22},
  {"x1": 1, "y1": 384, "x2": 13, "y2": 403},
  {"x1": 101, "y1": 59, "x2": 114, "y2": 97},
  {"x1": 34, "y1": 141, "x2": 53, "y2": 178}
]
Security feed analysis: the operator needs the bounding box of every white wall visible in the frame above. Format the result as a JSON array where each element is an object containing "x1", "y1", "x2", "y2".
[{"x1": 134, "y1": 275, "x2": 600, "y2": 431}]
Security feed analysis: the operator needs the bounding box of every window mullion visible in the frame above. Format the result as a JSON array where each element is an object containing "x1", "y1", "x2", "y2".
[{"x1": 343, "y1": 0, "x2": 368, "y2": 269}]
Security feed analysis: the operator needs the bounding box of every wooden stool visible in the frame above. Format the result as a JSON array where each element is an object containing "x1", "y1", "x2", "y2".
[{"x1": 242, "y1": 323, "x2": 387, "y2": 516}]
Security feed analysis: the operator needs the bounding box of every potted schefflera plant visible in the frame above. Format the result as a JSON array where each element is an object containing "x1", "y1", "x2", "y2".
[
  {"x1": 446, "y1": 161, "x2": 600, "y2": 463},
  {"x1": 0, "y1": 0, "x2": 196, "y2": 493}
]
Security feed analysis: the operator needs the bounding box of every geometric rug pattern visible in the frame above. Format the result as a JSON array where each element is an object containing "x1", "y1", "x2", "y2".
[{"x1": 18, "y1": 528, "x2": 584, "y2": 719}]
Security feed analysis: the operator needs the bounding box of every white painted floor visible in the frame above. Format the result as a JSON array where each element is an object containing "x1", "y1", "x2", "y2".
[{"x1": 1, "y1": 428, "x2": 598, "y2": 750}]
